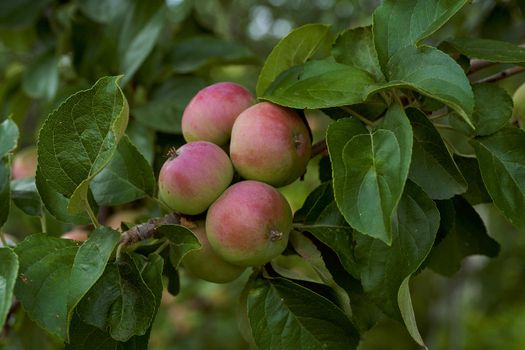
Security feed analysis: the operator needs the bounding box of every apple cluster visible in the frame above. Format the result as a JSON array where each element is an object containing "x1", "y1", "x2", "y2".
[{"x1": 158, "y1": 82, "x2": 312, "y2": 283}]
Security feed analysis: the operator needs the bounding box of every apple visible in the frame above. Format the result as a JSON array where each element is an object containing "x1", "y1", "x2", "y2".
[
  {"x1": 206, "y1": 180, "x2": 293, "y2": 266},
  {"x1": 181, "y1": 82, "x2": 254, "y2": 146},
  {"x1": 158, "y1": 141, "x2": 234, "y2": 215},
  {"x1": 229, "y1": 102, "x2": 311, "y2": 187},
  {"x1": 181, "y1": 220, "x2": 246, "y2": 283}
]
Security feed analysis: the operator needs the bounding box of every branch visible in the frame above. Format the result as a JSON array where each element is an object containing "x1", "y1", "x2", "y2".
[
  {"x1": 120, "y1": 212, "x2": 181, "y2": 245},
  {"x1": 468, "y1": 59, "x2": 495, "y2": 75},
  {"x1": 310, "y1": 139, "x2": 328, "y2": 158},
  {"x1": 475, "y1": 66, "x2": 525, "y2": 84}
]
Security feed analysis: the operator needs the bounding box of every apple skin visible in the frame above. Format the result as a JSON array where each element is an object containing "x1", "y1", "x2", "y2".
[
  {"x1": 229, "y1": 102, "x2": 312, "y2": 187},
  {"x1": 205, "y1": 180, "x2": 293, "y2": 267},
  {"x1": 182, "y1": 220, "x2": 246, "y2": 283},
  {"x1": 181, "y1": 82, "x2": 254, "y2": 146},
  {"x1": 12, "y1": 146, "x2": 37, "y2": 179},
  {"x1": 158, "y1": 141, "x2": 234, "y2": 215},
  {"x1": 513, "y1": 82, "x2": 525, "y2": 128}
]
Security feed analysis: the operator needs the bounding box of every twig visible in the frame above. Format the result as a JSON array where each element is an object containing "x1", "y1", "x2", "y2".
[
  {"x1": 120, "y1": 212, "x2": 180, "y2": 245},
  {"x1": 474, "y1": 66, "x2": 525, "y2": 84},
  {"x1": 310, "y1": 139, "x2": 328, "y2": 159},
  {"x1": 468, "y1": 59, "x2": 495, "y2": 75}
]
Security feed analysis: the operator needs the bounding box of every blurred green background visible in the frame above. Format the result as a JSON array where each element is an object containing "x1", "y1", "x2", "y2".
[{"x1": 1, "y1": 0, "x2": 525, "y2": 349}]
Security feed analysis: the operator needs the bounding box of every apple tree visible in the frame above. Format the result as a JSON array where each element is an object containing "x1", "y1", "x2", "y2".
[{"x1": 1, "y1": 0, "x2": 525, "y2": 349}]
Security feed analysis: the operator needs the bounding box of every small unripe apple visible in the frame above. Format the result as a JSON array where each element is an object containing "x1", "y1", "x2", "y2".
[
  {"x1": 181, "y1": 219, "x2": 245, "y2": 283},
  {"x1": 12, "y1": 146, "x2": 37, "y2": 179},
  {"x1": 158, "y1": 141, "x2": 234, "y2": 215},
  {"x1": 513, "y1": 82, "x2": 525, "y2": 128},
  {"x1": 229, "y1": 102, "x2": 312, "y2": 187},
  {"x1": 206, "y1": 180, "x2": 293, "y2": 267},
  {"x1": 181, "y1": 82, "x2": 254, "y2": 146},
  {"x1": 61, "y1": 228, "x2": 89, "y2": 241}
]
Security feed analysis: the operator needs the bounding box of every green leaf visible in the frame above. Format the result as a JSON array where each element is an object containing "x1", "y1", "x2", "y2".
[
  {"x1": 78, "y1": 0, "x2": 129, "y2": 23},
  {"x1": 0, "y1": 247, "x2": 18, "y2": 329},
  {"x1": 454, "y1": 156, "x2": 491, "y2": 205},
  {"x1": 256, "y1": 23, "x2": 330, "y2": 97},
  {"x1": 78, "y1": 253, "x2": 156, "y2": 342},
  {"x1": 70, "y1": 253, "x2": 162, "y2": 349},
  {"x1": 450, "y1": 84, "x2": 513, "y2": 136},
  {"x1": 132, "y1": 76, "x2": 207, "y2": 134},
  {"x1": 295, "y1": 225, "x2": 358, "y2": 279},
  {"x1": 447, "y1": 38, "x2": 525, "y2": 64},
  {"x1": 36, "y1": 76, "x2": 129, "y2": 216},
  {"x1": 247, "y1": 277, "x2": 359, "y2": 350},
  {"x1": 379, "y1": 104, "x2": 413, "y2": 180},
  {"x1": 135, "y1": 253, "x2": 164, "y2": 311},
  {"x1": 67, "y1": 314, "x2": 149, "y2": 350},
  {"x1": 118, "y1": 0, "x2": 166, "y2": 85},
  {"x1": 354, "y1": 181, "x2": 439, "y2": 345},
  {"x1": 332, "y1": 26, "x2": 384, "y2": 82},
  {"x1": 22, "y1": 53, "x2": 59, "y2": 101},
  {"x1": 262, "y1": 58, "x2": 375, "y2": 109},
  {"x1": 126, "y1": 120, "x2": 155, "y2": 164},
  {"x1": 472, "y1": 128, "x2": 525, "y2": 232},
  {"x1": 373, "y1": 0, "x2": 468, "y2": 68},
  {"x1": 368, "y1": 46, "x2": 474, "y2": 125},
  {"x1": 288, "y1": 231, "x2": 352, "y2": 314},
  {"x1": 398, "y1": 278, "x2": 426, "y2": 349},
  {"x1": 0, "y1": 158, "x2": 10, "y2": 227},
  {"x1": 14, "y1": 234, "x2": 80, "y2": 340},
  {"x1": 157, "y1": 224, "x2": 200, "y2": 268},
  {"x1": 0, "y1": 117, "x2": 19, "y2": 157},
  {"x1": 91, "y1": 135, "x2": 155, "y2": 206},
  {"x1": 35, "y1": 174, "x2": 92, "y2": 224},
  {"x1": 328, "y1": 105, "x2": 412, "y2": 244},
  {"x1": 169, "y1": 36, "x2": 256, "y2": 74},
  {"x1": 163, "y1": 258, "x2": 180, "y2": 296},
  {"x1": 68, "y1": 227, "x2": 121, "y2": 333},
  {"x1": 294, "y1": 182, "x2": 346, "y2": 226},
  {"x1": 407, "y1": 108, "x2": 467, "y2": 199},
  {"x1": 428, "y1": 197, "x2": 500, "y2": 276},
  {"x1": 10, "y1": 177, "x2": 42, "y2": 216}
]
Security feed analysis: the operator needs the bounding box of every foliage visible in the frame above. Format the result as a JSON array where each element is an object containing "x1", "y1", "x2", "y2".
[{"x1": 1, "y1": 0, "x2": 525, "y2": 349}]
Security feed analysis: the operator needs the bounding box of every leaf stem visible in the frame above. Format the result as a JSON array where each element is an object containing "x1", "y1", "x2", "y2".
[
  {"x1": 341, "y1": 106, "x2": 375, "y2": 127},
  {"x1": 428, "y1": 111, "x2": 449, "y2": 121},
  {"x1": 0, "y1": 231, "x2": 7, "y2": 247},
  {"x1": 152, "y1": 239, "x2": 170, "y2": 256},
  {"x1": 40, "y1": 209, "x2": 47, "y2": 233},
  {"x1": 433, "y1": 123, "x2": 455, "y2": 130},
  {"x1": 153, "y1": 197, "x2": 172, "y2": 213},
  {"x1": 85, "y1": 203, "x2": 100, "y2": 228},
  {"x1": 115, "y1": 243, "x2": 124, "y2": 260}
]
